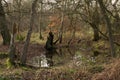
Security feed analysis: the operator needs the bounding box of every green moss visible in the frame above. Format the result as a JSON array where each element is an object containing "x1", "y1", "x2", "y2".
[
  {"x1": 6, "y1": 58, "x2": 14, "y2": 69},
  {"x1": 68, "y1": 69, "x2": 76, "y2": 74},
  {"x1": 0, "y1": 75, "x2": 21, "y2": 80},
  {"x1": 0, "y1": 53, "x2": 8, "y2": 59},
  {"x1": 21, "y1": 66, "x2": 33, "y2": 71},
  {"x1": 0, "y1": 77, "x2": 6, "y2": 80},
  {"x1": 16, "y1": 34, "x2": 25, "y2": 42}
]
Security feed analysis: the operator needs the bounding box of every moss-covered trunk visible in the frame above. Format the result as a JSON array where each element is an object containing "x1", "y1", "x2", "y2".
[{"x1": 0, "y1": 0, "x2": 11, "y2": 45}]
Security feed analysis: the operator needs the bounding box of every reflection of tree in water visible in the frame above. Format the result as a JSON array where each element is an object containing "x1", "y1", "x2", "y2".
[
  {"x1": 31, "y1": 51, "x2": 55, "y2": 67},
  {"x1": 45, "y1": 50, "x2": 55, "y2": 66},
  {"x1": 31, "y1": 47, "x2": 75, "y2": 67},
  {"x1": 30, "y1": 46, "x2": 109, "y2": 68},
  {"x1": 45, "y1": 48, "x2": 74, "y2": 67}
]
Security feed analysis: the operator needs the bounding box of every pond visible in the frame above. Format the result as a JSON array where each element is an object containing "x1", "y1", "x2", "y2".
[{"x1": 27, "y1": 47, "x2": 112, "y2": 68}]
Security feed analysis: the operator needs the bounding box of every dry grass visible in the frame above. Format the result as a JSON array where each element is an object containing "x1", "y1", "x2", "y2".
[
  {"x1": 1, "y1": 58, "x2": 120, "y2": 80},
  {"x1": 22, "y1": 66, "x2": 92, "y2": 80},
  {"x1": 92, "y1": 59, "x2": 120, "y2": 80}
]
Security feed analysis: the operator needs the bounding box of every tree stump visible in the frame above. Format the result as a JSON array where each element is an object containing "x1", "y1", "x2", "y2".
[{"x1": 45, "y1": 31, "x2": 54, "y2": 51}]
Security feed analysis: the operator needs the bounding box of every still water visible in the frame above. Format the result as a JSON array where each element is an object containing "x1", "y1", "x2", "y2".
[{"x1": 28, "y1": 47, "x2": 110, "y2": 68}]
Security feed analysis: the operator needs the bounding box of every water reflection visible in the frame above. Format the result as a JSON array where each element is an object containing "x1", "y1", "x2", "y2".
[
  {"x1": 29, "y1": 48, "x2": 75, "y2": 68},
  {"x1": 45, "y1": 50, "x2": 54, "y2": 67},
  {"x1": 30, "y1": 52, "x2": 53, "y2": 67},
  {"x1": 30, "y1": 53, "x2": 51, "y2": 68},
  {"x1": 41, "y1": 54, "x2": 49, "y2": 67},
  {"x1": 29, "y1": 48, "x2": 110, "y2": 68}
]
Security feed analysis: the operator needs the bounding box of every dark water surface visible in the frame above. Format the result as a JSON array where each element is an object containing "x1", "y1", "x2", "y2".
[{"x1": 28, "y1": 47, "x2": 111, "y2": 68}]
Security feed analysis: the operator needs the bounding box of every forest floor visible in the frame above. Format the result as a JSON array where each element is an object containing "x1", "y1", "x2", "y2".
[{"x1": 0, "y1": 32, "x2": 120, "y2": 80}]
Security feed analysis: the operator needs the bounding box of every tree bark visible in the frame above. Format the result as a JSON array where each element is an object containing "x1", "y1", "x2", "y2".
[
  {"x1": 17, "y1": 0, "x2": 22, "y2": 34},
  {"x1": 0, "y1": 0, "x2": 11, "y2": 45},
  {"x1": 39, "y1": 1, "x2": 43, "y2": 40},
  {"x1": 8, "y1": 23, "x2": 17, "y2": 65},
  {"x1": 93, "y1": 27, "x2": 99, "y2": 41},
  {"x1": 59, "y1": 12, "x2": 64, "y2": 44},
  {"x1": 90, "y1": 23, "x2": 100, "y2": 41},
  {"x1": 98, "y1": 0, "x2": 115, "y2": 56},
  {"x1": 20, "y1": 0, "x2": 38, "y2": 65},
  {"x1": 8, "y1": 34, "x2": 16, "y2": 65},
  {"x1": 68, "y1": 16, "x2": 76, "y2": 45}
]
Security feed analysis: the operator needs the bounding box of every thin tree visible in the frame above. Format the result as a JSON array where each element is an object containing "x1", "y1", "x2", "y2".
[
  {"x1": 98, "y1": 0, "x2": 115, "y2": 56},
  {"x1": 20, "y1": 0, "x2": 38, "y2": 65},
  {"x1": 68, "y1": 15, "x2": 77, "y2": 45},
  {"x1": 17, "y1": 0, "x2": 22, "y2": 34},
  {"x1": 8, "y1": 23, "x2": 17, "y2": 65},
  {"x1": 59, "y1": 0, "x2": 65, "y2": 44},
  {"x1": 59, "y1": 11, "x2": 64, "y2": 43},
  {"x1": 39, "y1": 0, "x2": 43, "y2": 40}
]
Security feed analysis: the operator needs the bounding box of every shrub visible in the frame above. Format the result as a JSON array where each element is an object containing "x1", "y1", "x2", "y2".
[{"x1": 16, "y1": 34, "x2": 25, "y2": 42}]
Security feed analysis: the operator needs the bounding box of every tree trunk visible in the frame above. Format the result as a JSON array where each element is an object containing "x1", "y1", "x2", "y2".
[
  {"x1": 39, "y1": 1, "x2": 43, "y2": 40},
  {"x1": 68, "y1": 16, "x2": 76, "y2": 45},
  {"x1": 8, "y1": 23, "x2": 17, "y2": 65},
  {"x1": 0, "y1": 0, "x2": 11, "y2": 45},
  {"x1": 17, "y1": 0, "x2": 22, "y2": 34},
  {"x1": 91, "y1": 24, "x2": 100, "y2": 41},
  {"x1": 20, "y1": 0, "x2": 38, "y2": 65},
  {"x1": 8, "y1": 34, "x2": 16, "y2": 65},
  {"x1": 59, "y1": 12, "x2": 64, "y2": 44},
  {"x1": 93, "y1": 28, "x2": 99, "y2": 41},
  {"x1": 98, "y1": 0, "x2": 115, "y2": 56},
  {"x1": 113, "y1": 5, "x2": 120, "y2": 33}
]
